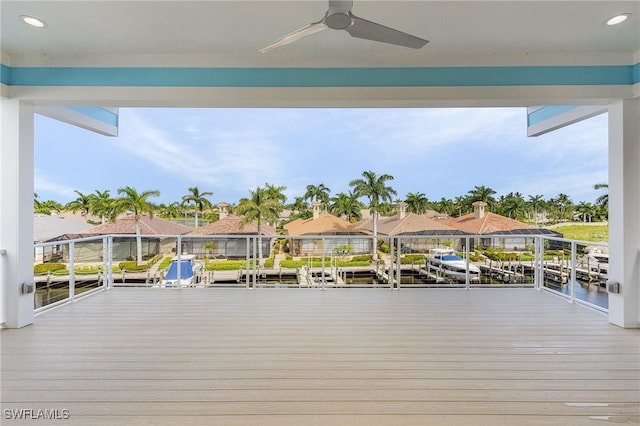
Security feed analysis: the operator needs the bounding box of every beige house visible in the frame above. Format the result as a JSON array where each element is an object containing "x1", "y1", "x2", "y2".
[
  {"x1": 186, "y1": 202, "x2": 276, "y2": 259},
  {"x1": 356, "y1": 202, "x2": 463, "y2": 253},
  {"x1": 439, "y1": 201, "x2": 560, "y2": 250},
  {"x1": 283, "y1": 202, "x2": 371, "y2": 257},
  {"x1": 53, "y1": 214, "x2": 193, "y2": 262}
]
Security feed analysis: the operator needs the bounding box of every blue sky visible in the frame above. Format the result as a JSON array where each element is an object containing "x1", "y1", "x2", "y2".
[{"x1": 35, "y1": 107, "x2": 608, "y2": 206}]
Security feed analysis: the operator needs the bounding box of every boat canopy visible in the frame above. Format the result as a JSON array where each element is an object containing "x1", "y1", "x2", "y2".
[
  {"x1": 441, "y1": 255, "x2": 464, "y2": 261},
  {"x1": 163, "y1": 260, "x2": 194, "y2": 280}
]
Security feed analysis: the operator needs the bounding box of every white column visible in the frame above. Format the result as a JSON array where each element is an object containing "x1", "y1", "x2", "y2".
[
  {"x1": 608, "y1": 98, "x2": 640, "y2": 328},
  {"x1": 0, "y1": 100, "x2": 35, "y2": 328}
]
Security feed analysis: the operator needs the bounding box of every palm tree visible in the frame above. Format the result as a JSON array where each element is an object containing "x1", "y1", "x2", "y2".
[
  {"x1": 349, "y1": 170, "x2": 397, "y2": 260},
  {"x1": 34, "y1": 193, "x2": 63, "y2": 215},
  {"x1": 181, "y1": 186, "x2": 213, "y2": 228},
  {"x1": 89, "y1": 189, "x2": 115, "y2": 224},
  {"x1": 329, "y1": 191, "x2": 363, "y2": 222},
  {"x1": 552, "y1": 193, "x2": 573, "y2": 223},
  {"x1": 500, "y1": 194, "x2": 527, "y2": 219},
  {"x1": 286, "y1": 196, "x2": 312, "y2": 221},
  {"x1": 575, "y1": 201, "x2": 595, "y2": 222},
  {"x1": 304, "y1": 183, "x2": 331, "y2": 209},
  {"x1": 527, "y1": 194, "x2": 544, "y2": 226},
  {"x1": 157, "y1": 202, "x2": 184, "y2": 219},
  {"x1": 594, "y1": 183, "x2": 609, "y2": 210},
  {"x1": 264, "y1": 183, "x2": 287, "y2": 204},
  {"x1": 405, "y1": 192, "x2": 430, "y2": 215},
  {"x1": 116, "y1": 186, "x2": 160, "y2": 265},
  {"x1": 235, "y1": 186, "x2": 280, "y2": 265},
  {"x1": 453, "y1": 196, "x2": 466, "y2": 217},
  {"x1": 467, "y1": 185, "x2": 497, "y2": 208},
  {"x1": 263, "y1": 183, "x2": 287, "y2": 226},
  {"x1": 65, "y1": 190, "x2": 93, "y2": 216}
]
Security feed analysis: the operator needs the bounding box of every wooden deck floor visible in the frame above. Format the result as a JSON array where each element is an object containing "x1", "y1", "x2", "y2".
[{"x1": 1, "y1": 288, "x2": 639, "y2": 425}]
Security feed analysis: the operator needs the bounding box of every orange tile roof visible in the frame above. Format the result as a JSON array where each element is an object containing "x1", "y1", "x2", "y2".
[
  {"x1": 284, "y1": 212, "x2": 359, "y2": 235},
  {"x1": 189, "y1": 214, "x2": 276, "y2": 235},
  {"x1": 442, "y1": 212, "x2": 534, "y2": 234},
  {"x1": 81, "y1": 214, "x2": 192, "y2": 235},
  {"x1": 359, "y1": 212, "x2": 458, "y2": 235}
]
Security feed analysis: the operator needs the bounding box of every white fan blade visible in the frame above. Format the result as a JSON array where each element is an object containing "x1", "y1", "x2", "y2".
[
  {"x1": 259, "y1": 21, "x2": 327, "y2": 53},
  {"x1": 346, "y1": 14, "x2": 428, "y2": 49}
]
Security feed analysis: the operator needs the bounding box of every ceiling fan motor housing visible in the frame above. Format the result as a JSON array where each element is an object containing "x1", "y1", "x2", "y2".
[{"x1": 325, "y1": 12, "x2": 353, "y2": 29}]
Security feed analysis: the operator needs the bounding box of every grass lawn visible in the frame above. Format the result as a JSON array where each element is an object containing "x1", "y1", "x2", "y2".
[{"x1": 552, "y1": 224, "x2": 608, "y2": 242}]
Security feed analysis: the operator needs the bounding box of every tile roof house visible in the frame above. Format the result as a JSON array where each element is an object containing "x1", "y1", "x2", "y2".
[
  {"x1": 354, "y1": 202, "x2": 462, "y2": 254},
  {"x1": 283, "y1": 208, "x2": 356, "y2": 236},
  {"x1": 185, "y1": 203, "x2": 275, "y2": 259},
  {"x1": 438, "y1": 201, "x2": 559, "y2": 250},
  {"x1": 283, "y1": 202, "x2": 371, "y2": 256},
  {"x1": 34, "y1": 214, "x2": 94, "y2": 243},
  {"x1": 79, "y1": 214, "x2": 193, "y2": 236},
  {"x1": 189, "y1": 202, "x2": 276, "y2": 236},
  {"x1": 357, "y1": 202, "x2": 461, "y2": 236},
  {"x1": 43, "y1": 214, "x2": 193, "y2": 263},
  {"x1": 440, "y1": 201, "x2": 534, "y2": 234}
]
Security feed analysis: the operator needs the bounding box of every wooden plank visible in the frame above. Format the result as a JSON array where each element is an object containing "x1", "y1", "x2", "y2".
[{"x1": 1, "y1": 288, "x2": 638, "y2": 426}]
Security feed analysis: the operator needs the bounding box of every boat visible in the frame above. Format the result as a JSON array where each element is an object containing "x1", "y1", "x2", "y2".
[
  {"x1": 425, "y1": 248, "x2": 480, "y2": 282},
  {"x1": 162, "y1": 255, "x2": 202, "y2": 287}
]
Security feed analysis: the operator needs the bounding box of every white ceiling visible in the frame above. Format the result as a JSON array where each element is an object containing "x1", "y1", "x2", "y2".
[{"x1": 2, "y1": 1, "x2": 639, "y2": 68}]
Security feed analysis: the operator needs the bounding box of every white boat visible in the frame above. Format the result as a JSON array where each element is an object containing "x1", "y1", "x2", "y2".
[
  {"x1": 162, "y1": 255, "x2": 202, "y2": 287},
  {"x1": 425, "y1": 248, "x2": 480, "y2": 282}
]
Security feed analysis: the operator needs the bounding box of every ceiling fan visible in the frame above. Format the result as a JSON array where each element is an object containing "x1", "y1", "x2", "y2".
[{"x1": 259, "y1": 0, "x2": 428, "y2": 53}]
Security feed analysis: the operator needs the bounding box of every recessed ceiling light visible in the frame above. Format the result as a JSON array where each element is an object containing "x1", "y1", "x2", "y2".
[
  {"x1": 605, "y1": 13, "x2": 631, "y2": 26},
  {"x1": 19, "y1": 15, "x2": 46, "y2": 28}
]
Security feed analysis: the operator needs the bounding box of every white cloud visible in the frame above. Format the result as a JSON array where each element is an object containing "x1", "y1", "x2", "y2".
[
  {"x1": 34, "y1": 169, "x2": 77, "y2": 200},
  {"x1": 95, "y1": 108, "x2": 609, "y2": 204},
  {"x1": 116, "y1": 110, "x2": 289, "y2": 197}
]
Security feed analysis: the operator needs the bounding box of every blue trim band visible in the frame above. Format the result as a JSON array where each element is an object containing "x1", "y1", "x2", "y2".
[
  {"x1": 1, "y1": 64, "x2": 635, "y2": 88},
  {"x1": 527, "y1": 106, "x2": 578, "y2": 127},
  {"x1": 66, "y1": 106, "x2": 118, "y2": 127},
  {"x1": 0, "y1": 64, "x2": 11, "y2": 85}
]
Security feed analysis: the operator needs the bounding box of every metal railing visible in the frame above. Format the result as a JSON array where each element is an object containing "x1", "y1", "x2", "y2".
[{"x1": 33, "y1": 233, "x2": 609, "y2": 313}]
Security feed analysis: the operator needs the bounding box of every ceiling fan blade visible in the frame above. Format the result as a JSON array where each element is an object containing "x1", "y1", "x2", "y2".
[
  {"x1": 345, "y1": 14, "x2": 428, "y2": 49},
  {"x1": 259, "y1": 21, "x2": 327, "y2": 53}
]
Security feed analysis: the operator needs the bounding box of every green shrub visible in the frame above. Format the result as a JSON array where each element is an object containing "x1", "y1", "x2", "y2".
[
  {"x1": 157, "y1": 257, "x2": 172, "y2": 270},
  {"x1": 146, "y1": 254, "x2": 163, "y2": 265},
  {"x1": 118, "y1": 261, "x2": 148, "y2": 272},
  {"x1": 483, "y1": 249, "x2": 519, "y2": 261},
  {"x1": 351, "y1": 255, "x2": 372, "y2": 262},
  {"x1": 74, "y1": 265, "x2": 102, "y2": 275},
  {"x1": 401, "y1": 254, "x2": 425, "y2": 264},
  {"x1": 279, "y1": 259, "x2": 372, "y2": 268},
  {"x1": 205, "y1": 260, "x2": 257, "y2": 270},
  {"x1": 517, "y1": 254, "x2": 535, "y2": 261},
  {"x1": 34, "y1": 263, "x2": 66, "y2": 275},
  {"x1": 337, "y1": 261, "x2": 371, "y2": 267},
  {"x1": 379, "y1": 244, "x2": 390, "y2": 253},
  {"x1": 469, "y1": 253, "x2": 484, "y2": 262},
  {"x1": 264, "y1": 258, "x2": 274, "y2": 268}
]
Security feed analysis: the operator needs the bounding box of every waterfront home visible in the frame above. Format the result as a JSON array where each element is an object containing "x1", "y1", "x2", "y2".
[
  {"x1": 187, "y1": 202, "x2": 275, "y2": 259},
  {"x1": 34, "y1": 214, "x2": 94, "y2": 263},
  {"x1": 283, "y1": 202, "x2": 371, "y2": 256},
  {"x1": 356, "y1": 202, "x2": 463, "y2": 252},
  {"x1": 56, "y1": 214, "x2": 193, "y2": 262},
  {"x1": 439, "y1": 201, "x2": 561, "y2": 250}
]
